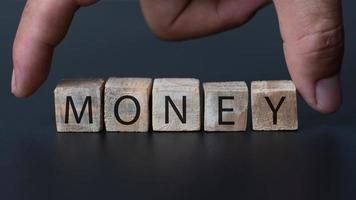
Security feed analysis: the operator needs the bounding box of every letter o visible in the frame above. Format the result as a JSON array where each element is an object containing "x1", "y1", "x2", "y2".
[{"x1": 114, "y1": 95, "x2": 141, "y2": 125}]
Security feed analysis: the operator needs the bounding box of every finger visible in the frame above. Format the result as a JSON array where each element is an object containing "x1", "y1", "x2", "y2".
[
  {"x1": 273, "y1": 0, "x2": 344, "y2": 114},
  {"x1": 140, "y1": 0, "x2": 271, "y2": 40},
  {"x1": 12, "y1": 0, "x2": 97, "y2": 98}
]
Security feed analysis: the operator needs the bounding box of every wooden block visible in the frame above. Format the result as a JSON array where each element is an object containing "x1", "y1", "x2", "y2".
[
  {"x1": 54, "y1": 79, "x2": 105, "y2": 132},
  {"x1": 251, "y1": 80, "x2": 298, "y2": 131},
  {"x1": 104, "y1": 78, "x2": 152, "y2": 132},
  {"x1": 203, "y1": 81, "x2": 248, "y2": 132},
  {"x1": 152, "y1": 78, "x2": 201, "y2": 131}
]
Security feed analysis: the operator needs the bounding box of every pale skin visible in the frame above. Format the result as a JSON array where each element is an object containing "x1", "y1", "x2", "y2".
[{"x1": 12, "y1": 0, "x2": 344, "y2": 114}]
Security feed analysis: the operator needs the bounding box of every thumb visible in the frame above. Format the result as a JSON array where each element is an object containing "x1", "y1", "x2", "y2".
[{"x1": 273, "y1": 0, "x2": 344, "y2": 114}]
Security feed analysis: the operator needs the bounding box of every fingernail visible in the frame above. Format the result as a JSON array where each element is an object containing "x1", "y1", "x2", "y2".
[
  {"x1": 315, "y1": 74, "x2": 342, "y2": 114},
  {"x1": 11, "y1": 69, "x2": 17, "y2": 94}
]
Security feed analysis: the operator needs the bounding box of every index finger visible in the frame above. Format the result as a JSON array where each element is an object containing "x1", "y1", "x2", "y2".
[{"x1": 12, "y1": 0, "x2": 97, "y2": 98}]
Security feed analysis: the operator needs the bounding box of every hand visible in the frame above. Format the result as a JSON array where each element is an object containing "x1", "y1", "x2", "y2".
[
  {"x1": 140, "y1": 0, "x2": 344, "y2": 114},
  {"x1": 12, "y1": 0, "x2": 344, "y2": 114}
]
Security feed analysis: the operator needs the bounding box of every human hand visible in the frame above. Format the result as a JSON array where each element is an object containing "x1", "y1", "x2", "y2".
[
  {"x1": 140, "y1": 0, "x2": 344, "y2": 114},
  {"x1": 12, "y1": 0, "x2": 344, "y2": 114}
]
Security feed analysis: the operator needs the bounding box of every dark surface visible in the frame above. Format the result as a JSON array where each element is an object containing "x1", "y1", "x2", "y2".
[{"x1": 1, "y1": 1, "x2": 356, "y2": 200}]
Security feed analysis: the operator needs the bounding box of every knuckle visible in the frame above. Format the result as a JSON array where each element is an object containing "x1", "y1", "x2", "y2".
[
  {"x1": 146, "y1": 20, "x2": 185, "y2": 41},
  {"x1": 284, "y1": 25, "x2": 344, "y2": 79},
  {"x1": 293, "y1": 25, "x2": 344, "y2": 58}
]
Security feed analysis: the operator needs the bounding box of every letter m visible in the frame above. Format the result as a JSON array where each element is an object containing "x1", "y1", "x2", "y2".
[{"x1": 65, "y1": 96, "x2": 93, "y2": 124}]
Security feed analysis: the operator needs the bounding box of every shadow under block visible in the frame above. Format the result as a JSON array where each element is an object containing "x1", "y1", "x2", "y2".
[
  {"x1": 104, "y1": 78, "x2": 152, "y2": 132},
  {"x1": 54, "y1": 79, "x2": 105, "y2": 132},
  {"x1": 204, "y1": 82, "x2": 248, "y2": 132},
  {"x1": 251, "y1": 80, "x2": 298, "y2": 131},
  {"x1": 152, "y1": 78, "x2": 201, "y2": 131}
]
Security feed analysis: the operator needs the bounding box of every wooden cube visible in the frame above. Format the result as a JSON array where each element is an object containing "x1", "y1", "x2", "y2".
[
  {"x1": 104, "y1": 78, "x2": 152, "y2": 132},
  {"x1": 203, "y1": 81, "x2": 248, "y2": 132},
  {"x1": 152, "y1": 78, "x2": 201, "y2": 131},
  {"x1": 54, "y1": 79, "x2": 105, "y2": 132},
  {"x1": 251, "y1": 80, "x2": 298, "y2": 131}
]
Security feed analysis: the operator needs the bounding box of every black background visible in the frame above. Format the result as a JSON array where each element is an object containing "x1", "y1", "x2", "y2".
[{"x1": 1, "y1": 1, "x2": 355, "y2": 199}]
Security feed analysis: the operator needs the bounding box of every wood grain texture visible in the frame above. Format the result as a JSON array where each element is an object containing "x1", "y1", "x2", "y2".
[
  {"x1": 104, "y1": 78, "x2": 152, "y2": 132},
  {"x1": 152, "y1": 78, "x2": 201, "y2": 131},
  {"x1": 203, "y1": 81, "x2": 248, "y2": 132},
  {"x1": 251, "y1": 80, "x2": 298, "y2": 131},
  {"x1": 54, "y1": 79, "x2": 105, "y2": 132}
]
